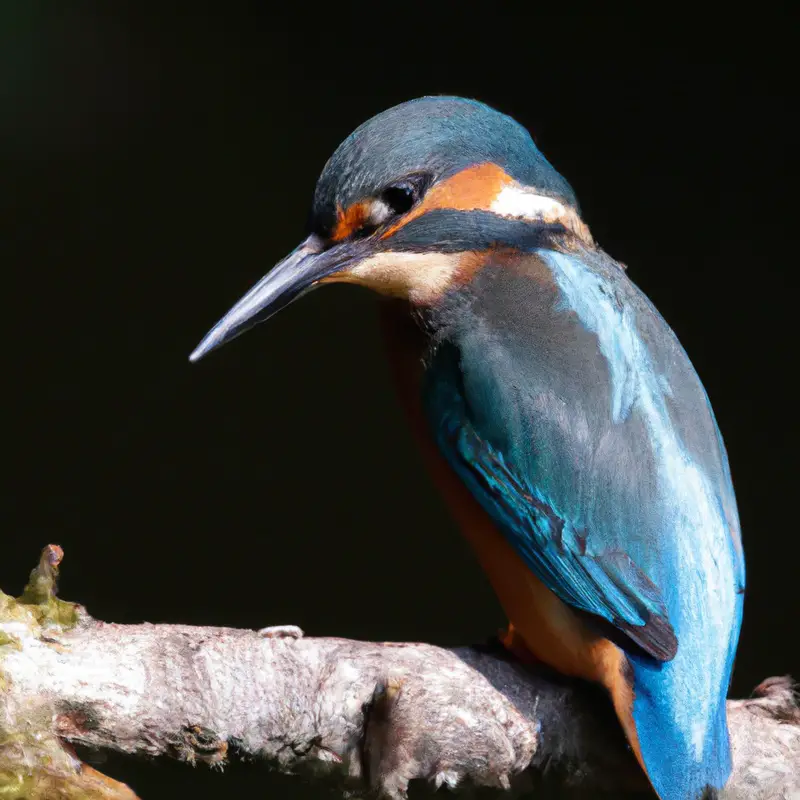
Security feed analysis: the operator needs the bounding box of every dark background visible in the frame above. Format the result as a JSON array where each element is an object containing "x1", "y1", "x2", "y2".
[{"x1": 1, "y1": 5, "x2": 794, "y2": 798}]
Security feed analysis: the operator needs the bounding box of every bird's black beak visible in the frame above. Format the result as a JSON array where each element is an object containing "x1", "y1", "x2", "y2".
[{"x1": 189, "y1": 234, "x2": 363, "y2": 362}]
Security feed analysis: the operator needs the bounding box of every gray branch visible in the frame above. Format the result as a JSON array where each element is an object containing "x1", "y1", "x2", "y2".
[{"x1": 1, "y1": 547, "x2": 797, "y2": 799}]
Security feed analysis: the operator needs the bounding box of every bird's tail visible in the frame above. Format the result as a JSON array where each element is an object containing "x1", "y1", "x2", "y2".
[{"x1": 606, "y1": 654, "x2": 731, "y2": 800}]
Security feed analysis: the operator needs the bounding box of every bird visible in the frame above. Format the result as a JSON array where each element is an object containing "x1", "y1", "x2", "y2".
[{"x1": 189, "y1": 97, "x2": 745, "y2": 800}]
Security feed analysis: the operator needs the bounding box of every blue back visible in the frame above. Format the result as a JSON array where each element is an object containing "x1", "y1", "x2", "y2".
[{"x1": 422, "y1": 245, "x2": 745, "y2": 799}]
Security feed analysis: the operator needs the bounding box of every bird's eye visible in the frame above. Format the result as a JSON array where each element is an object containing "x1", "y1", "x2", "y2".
[
  {"x1": 380, "y1": 174, "x2": 430, "y2": 217},
  {"x1": 381, "y1": 183, "x2": 417, "y2": 215}
]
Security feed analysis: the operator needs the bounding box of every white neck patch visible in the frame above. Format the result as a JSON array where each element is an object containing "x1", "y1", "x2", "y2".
[{"x1": 490, "y1": 183, "x2": 593, "y2": 245}]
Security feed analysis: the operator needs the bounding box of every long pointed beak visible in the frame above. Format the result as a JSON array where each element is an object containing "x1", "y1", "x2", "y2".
[{"x1": 189, "y1": 235, "x2": 359, "y2": 362}]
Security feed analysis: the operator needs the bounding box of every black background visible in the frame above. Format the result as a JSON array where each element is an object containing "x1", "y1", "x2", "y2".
[{"x1": 1, "y1": 5, "x2": 794, "y2": 798}]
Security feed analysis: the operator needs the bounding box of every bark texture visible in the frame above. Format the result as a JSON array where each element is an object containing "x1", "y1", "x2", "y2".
[{"x1": 1, "y1": 546, "x2": 798, "y2": 799}]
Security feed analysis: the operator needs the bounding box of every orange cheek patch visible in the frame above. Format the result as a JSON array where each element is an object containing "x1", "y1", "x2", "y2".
[
  {"x1": 331, "y1": 201, "x2": 370, "y2": 241},
  {"x1": 382, "y1": 162, "x2": 513, "y2": 239}
]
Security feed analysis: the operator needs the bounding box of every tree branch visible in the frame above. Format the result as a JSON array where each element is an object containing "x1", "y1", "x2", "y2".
[{"x1": 1, "y1": 547, "x2": 797, "y2": 799}]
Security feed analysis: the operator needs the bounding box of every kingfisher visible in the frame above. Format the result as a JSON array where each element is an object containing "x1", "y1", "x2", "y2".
[{"x1": 189, "y1": 97, "x2": 745, "y2": 799}]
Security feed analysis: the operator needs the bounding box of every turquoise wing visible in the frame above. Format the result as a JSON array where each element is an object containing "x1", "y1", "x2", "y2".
[{"x1": 427, "y1": 353, "x2": 677, "y2": 659}]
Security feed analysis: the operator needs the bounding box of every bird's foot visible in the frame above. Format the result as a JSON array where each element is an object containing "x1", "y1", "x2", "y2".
[
  {"x1": 258, "y1": 624, "x2": 304, "y2": 639},
  {"x1": 499, "y1": 623, "x2": 541, "y2": 668}
]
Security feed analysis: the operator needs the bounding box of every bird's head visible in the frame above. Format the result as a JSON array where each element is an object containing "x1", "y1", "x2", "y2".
[{"x1": 190, "y1": 96, "x2": 589, "y2": 362}]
